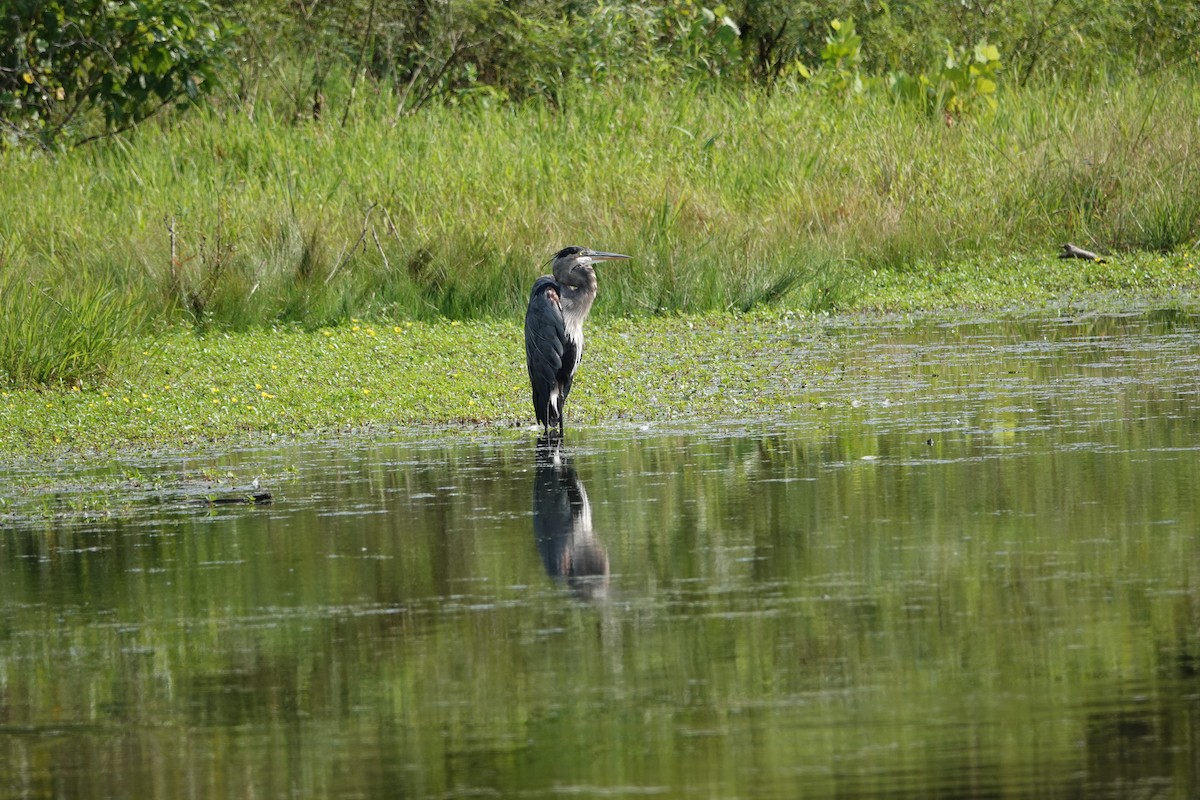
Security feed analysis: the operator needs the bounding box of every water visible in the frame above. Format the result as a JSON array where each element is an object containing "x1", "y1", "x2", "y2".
[{"x1": 2, "y1": 312, "x2": 1199, "y2": 799}]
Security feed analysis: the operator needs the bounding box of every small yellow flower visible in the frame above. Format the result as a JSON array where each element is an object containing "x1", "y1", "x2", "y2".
[
  {"x1": 255, "y1": 383, "x2": 263, "y2": 390},
  {"x1": 211, "y1": 387, "x2": 220, "y2": 394},
  {"x1": 261, "y1": 391, "x2": 275, "y2": 399}
]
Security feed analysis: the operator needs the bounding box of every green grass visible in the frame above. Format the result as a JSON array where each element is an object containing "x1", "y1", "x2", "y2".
[
  {"x1": 1, "y1": 74, "x2": 1199, "y2": 433},
  {"x1": 0, "y1": 315, "x2": 832, "y2": 456},
  {"x1": 6, "y1": 286, "x2": 1200, "y2": 460},
  {"x1": 0, "y1": 271, "x2": 145, "y2": 387},
  {"x1": 3, "y1": 77, "x2": 1198, "y2": 338},
  {"x1": 855, "y1": 249, "x2": 1200, "y2": 310}
]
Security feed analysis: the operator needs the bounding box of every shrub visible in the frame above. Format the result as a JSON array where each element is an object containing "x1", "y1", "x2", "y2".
[
  {"x1": 798, "y1": 18, "x2": 1003, "y2": 119},
  {"x1": 732, "y1": 0, "x2": 1200, "y2": 86},
  {"x1": 0, "y1": 0, "x2": 236, "y2": 148}
]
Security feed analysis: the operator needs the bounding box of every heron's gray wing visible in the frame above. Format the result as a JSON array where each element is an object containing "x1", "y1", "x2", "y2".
[{"x1": 525, "y1": 278, "x2": 566, "y2": 426}]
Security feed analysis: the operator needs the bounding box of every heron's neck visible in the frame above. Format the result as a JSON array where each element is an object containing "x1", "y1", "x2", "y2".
[{"x1": 555, "y1": 267, "x2": 597, "y2": 321}]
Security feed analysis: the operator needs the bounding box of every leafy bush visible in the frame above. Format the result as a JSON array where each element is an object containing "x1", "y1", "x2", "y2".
[
  {"x1": 796, "y1": 16, "x2": 864, "y2": 97},
  {"x1": 732, "y1": 0, "x2": 1200, "y2": 86},
  {"x1": 0, "y1": 0, "x2": 236, "y2": 148},
  {"x1": 889, "y1": 42, "x2": 1002, "y2": 118},
  {"x1": 223, "y1": 0, "x2": 744, "y2": 120},
  {"x1": 799, "y1": 18, "x2": 1003, "y2": 119},
  {"x1": 6, "y1": 0, "x2": 1194, "y2": 147}
]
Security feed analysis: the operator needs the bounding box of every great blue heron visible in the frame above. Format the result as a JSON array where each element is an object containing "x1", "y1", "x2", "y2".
[{"x1": 524, "y1": 245, "x2": 630, "y2": 434}]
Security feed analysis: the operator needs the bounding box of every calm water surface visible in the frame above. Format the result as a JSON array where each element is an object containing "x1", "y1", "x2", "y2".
[{"x1": 2, "y1": 312, "x2": 1200, "y2": 798}]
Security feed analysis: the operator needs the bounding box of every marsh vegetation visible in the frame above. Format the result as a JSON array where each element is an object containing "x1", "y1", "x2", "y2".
[{"x1": 2, "y1": 1, "x2": 1199, "y2": 395}]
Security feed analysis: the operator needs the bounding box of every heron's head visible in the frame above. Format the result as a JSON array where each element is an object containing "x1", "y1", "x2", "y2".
[{"x1": 550, "y1": 246, "x2": 630, "y2": 287}]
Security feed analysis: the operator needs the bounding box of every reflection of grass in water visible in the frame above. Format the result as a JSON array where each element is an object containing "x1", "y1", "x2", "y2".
[
  {"x1": 0, "y1": 466, "x2": 293, "y2": 526},
  {"x1": 0, "y1": 426, "x2": 1196, "y2": 797}
]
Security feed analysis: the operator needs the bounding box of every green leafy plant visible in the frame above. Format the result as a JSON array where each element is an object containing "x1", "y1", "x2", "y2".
[
  {"x1": 796, "y1": 17, "x2": 1001, "y2": 116},
  {"x1": 888, "y1": 41, "x2": 998, "y2": 118},
  {"x1": 939, "y1": 41, "x2": 1002, "y2": 115},
  {"x1": 0, "y1": 0, "x2": 236, "y2": 148},
  {"x1": 797, "y1": 17, "x2": 864, "y2": 97},
  {"x1": 659, "y1": 1, "x2": 742, "y2": 78},
  {"x1": 887, "y1": 40, "x2": 1001, "y2": 118}
]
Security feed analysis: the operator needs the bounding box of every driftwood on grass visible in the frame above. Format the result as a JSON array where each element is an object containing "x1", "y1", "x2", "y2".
[{"x1": 1059, "y1": 243, "x2": 1106, "y2": 262}]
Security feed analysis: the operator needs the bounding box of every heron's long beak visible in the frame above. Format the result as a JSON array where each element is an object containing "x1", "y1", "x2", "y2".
[{"x1": 588, "y1": 251, "x2": 631, "y2": 262}]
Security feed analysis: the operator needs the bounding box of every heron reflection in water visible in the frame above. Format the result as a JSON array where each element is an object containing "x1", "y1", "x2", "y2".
[{"x1": 533, "y1": 437, "x2": 609, "y2": 600}]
